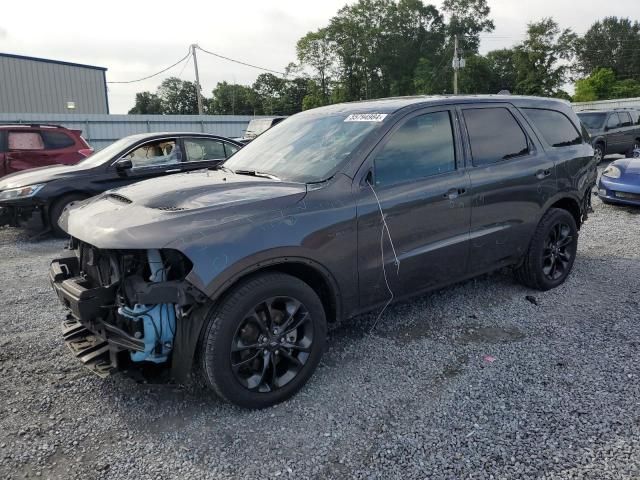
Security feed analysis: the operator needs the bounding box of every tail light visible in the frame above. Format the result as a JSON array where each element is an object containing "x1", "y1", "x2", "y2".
[{"x1": 78, "y1": 148, "x2": 94, "y2": 158}]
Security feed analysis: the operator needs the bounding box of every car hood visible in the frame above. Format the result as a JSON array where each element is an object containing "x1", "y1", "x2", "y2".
[
  {"x1": 0, "y1": 163, "x2": 96, "y2": 190},
  {"x1": 612, "y1": 158, "x2": 640, "y2": 175},
  {"x1": 60, "y1": 169, "x2": 308, "y2": 249}
]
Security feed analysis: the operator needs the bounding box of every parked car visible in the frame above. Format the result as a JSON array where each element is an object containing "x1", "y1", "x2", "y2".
[
  {"x1": 0, "y1": 124, "x2": 93, "y2": 178},
  {"x1": 236, "y1": 117, "x2": 286, "y2": 144},
  {"x1": 577, "y1": 109, "x2": 640, "y2": 162},
  {"x1": 597, "y1": 157, "x2": 640, "y2": 206},
  {"x1": 50, "y1": 96, "x2": 596, "y2": 408},
  {"x1": 0, "y1": 132, "x2": 242, "y2": 236}
]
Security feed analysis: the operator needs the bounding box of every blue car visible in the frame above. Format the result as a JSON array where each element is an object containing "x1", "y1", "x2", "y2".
[{"x1": 598, "y1": 157, "x2": 640, "y2": 206}]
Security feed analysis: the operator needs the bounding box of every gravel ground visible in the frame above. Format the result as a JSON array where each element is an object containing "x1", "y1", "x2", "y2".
[{"x1": 1, "y1": 192, "x2": 639, "y2": 480}]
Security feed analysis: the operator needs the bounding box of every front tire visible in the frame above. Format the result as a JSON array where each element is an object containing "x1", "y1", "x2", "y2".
[
  {"x1": 515, "y1": 208, "x2": 578, "y2": 291},
  {"x1": 199, "y1": 272, "x2": 327, "y2": 409},
  {"x1": 49, "y1": 193, "x2": 87, "y2": 238},
  {"x1": 593, "y1": 143, "x2": 604, "y2": 163}
]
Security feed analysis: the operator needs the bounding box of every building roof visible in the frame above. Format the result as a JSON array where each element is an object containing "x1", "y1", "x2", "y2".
[{"x1": 0, "y1": 52, "x2": 107, "y2": 72}]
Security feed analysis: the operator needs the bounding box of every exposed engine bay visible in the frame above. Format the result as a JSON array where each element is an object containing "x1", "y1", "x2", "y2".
[{"x1": 50, "y1": 239, "x2": 206, "y2": 378}]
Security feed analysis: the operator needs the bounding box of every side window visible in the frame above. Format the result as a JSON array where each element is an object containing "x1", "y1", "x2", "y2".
[
  {"x1": 618, "y1": 112, "x2": 632, "y2": 127},
  {"x1": 124, "y1": 139, "x2": 180, "y2": 168},
  {"x1": 41, "y1": 130, "x2": 75, "y2": 149},
  {"x1": 0, "y1": 132, "x2": 7, "y2": 153},
  {"x1": 374, "y1": 111, "x2": 456, "y2": 187},
  {"x1": 8, "y1": 131, "x2": 44, "y2": 151},
  {"x1": 463, "y1": 108, "x2": 529, "y2": 166},
  {"x1": 606, "y1": 114, "x2": 620, "y2": 129},
  {"x1": 184, "y1": 138, "x2": 227, "y2": 162},
  {"x1": 224, "y1": 143, "x2": 240, "y2": 158},
  {"x1": 522, "y1": 108, "x2": 582, "y2": 147}
]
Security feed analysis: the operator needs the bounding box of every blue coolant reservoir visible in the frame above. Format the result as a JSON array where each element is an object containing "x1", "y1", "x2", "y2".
[{"x1": 120, "y1": 249, "x2": 176, "y2": 364}]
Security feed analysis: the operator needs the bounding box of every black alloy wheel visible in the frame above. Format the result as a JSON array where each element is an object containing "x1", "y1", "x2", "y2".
[
  {"x1": 542, "y1": 222, "x2": 575, "y2": 281},
  {"x1": 200, "y1": 272, "x2": 326, "y2": 408},
  {"x1": 231, "y1": 297, "x2": 313, "y2": 393}
]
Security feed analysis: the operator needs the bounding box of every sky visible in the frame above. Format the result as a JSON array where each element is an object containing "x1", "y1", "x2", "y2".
[{"x1": 0, "y1": 0, "x2": 637, "y2": 113}]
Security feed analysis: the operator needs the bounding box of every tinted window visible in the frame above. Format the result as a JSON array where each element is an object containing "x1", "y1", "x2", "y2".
[
  {"x1": 374, "y1": 111, "x2": 455, "y2": 186},
  {"x1": 606, "y1": 114, "x2": 620, "y2": 129},
  {"x1": 41, "y1": 130, "x2": 75, "y2": 149},
  {"x1": 577, "y1": 112, "x2": 606, "y2": 129},
  {"x1": 618, "y1": 112, "x2": 632, "y2": 127},
  {"x1": 522, "y1": 108, "x2": 582, "y2": 147},
  {"x1": 463, "y1": 108, "x2": 528, "y2": 166},
  {"x1": 8, "y1": 131, "x2": 44, "y2": 151},
  {"x1": 0, "y1": 132, "x2": 6, "y2": 152},
  {"x1": 124, "y1": 139, "x2": 180, "y2": 168},
  {"x1": 184, "y1": 138, "x2": 226, "y2": 162}
]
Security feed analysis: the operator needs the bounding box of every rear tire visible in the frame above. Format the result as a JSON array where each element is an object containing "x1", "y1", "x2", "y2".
[
  {"x1": 199, "y1": 272, "x2": 326, "y2": 409},
  {"x1": 625, "y1": 139, "x2": 640, "y2": 158},
  {"x1": 49, "y1": 193, "x2": 87, "y2": 238},
  {"x1": 515, "y1": 208, "x2": 578, "y2": 291},
  {"x1": 593, "y1": 143, "x2": 604, "y2": 163}
]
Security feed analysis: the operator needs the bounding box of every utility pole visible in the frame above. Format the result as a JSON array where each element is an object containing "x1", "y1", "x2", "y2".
[
  {"x1": 453, "y1": 35, "x2": 459, "y2": 95},
  {"x1": 451, "y1": 35, "x2": 465, "y2": 95},
  {"x1": 191, "y1": 44, "x2": 204, "y2": 115}
]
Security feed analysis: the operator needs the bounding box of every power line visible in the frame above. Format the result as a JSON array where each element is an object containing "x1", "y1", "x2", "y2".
[
  {"x1": 107, "y1": 50, "x2": 191, "y2": 84},
  {"x1": 176, "y1": 52, "x2": 192, "y2": 78},
  {"x1": 196, "y1": 45, "x2": 286, "y2": 76}
]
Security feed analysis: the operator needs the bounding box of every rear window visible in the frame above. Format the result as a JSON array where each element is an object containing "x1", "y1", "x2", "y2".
[
  {"x1": 8, "y1": 131, "x2": 44, "y2": 150},
  {"x1": 41, "y1": 130, "x2": 76, "y2": 149},
  {"x1": 522, "y1": 108, "x2": 582, "y2": 148},
  {"x1": 463, "y1": 108, "x2": 529, "y2": 166}
]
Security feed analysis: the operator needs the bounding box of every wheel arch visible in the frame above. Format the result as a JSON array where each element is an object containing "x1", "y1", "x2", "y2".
[{"x1": 544, "y1": 195, "x2": 582, "y2": 230}]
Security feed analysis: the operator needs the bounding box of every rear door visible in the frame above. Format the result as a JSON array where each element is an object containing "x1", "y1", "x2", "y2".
[
  {"x1": 460, "y1": 104, "x2": 557, "y2": 274},
  {"x1": 605, "y1": 113, "x2": 624, "y2": 154},
  {"x1": 617, "y1": 111, "x2": 636, "y2": 152},
  {"x1": 5, "y1": 130, "x2": 50, "y2": 173},
  {"x1": 181, "y1": 137, "x2": 239, "y2": 171},
  {"x1": 356, "y1": 107, "x2": 471, "y2": 306}
]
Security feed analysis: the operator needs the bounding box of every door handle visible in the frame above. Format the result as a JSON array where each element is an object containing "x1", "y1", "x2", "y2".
[
  {"x1": 444, "y1": 187, "x2": 467, "y2": 199},
  {"x1": 536, "y1": 169, "x2": 551, "y2": 179}
]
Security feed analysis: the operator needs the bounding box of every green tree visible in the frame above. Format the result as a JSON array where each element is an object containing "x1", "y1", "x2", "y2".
[
  {"x1": 511, "y1": 18, "x2": 576, "y2": 96},
  {"x1": 442, "y1": 0, "x2": 494, "y2": 53},
  {"x1": 157, "y1": 77, "x2": 200, "y2": 114},
  {"x1": 296, "y1": 28, "x2": 336, "y2": 104},
  {"x1": 574, "y1": 68, "x2": 640, "y2": 102},
  {"x1": 128, "y1": 92, "x2": 163, "y2": 114},
  {"x1": 575, "y1": 17, "x2": 640, "y2": 79},
  {"x1": 209, "y1": 82, "x2": 259, "y2": 115}
]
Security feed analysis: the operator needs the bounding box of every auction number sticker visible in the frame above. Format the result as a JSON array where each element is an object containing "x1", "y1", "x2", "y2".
[{"x1": 344, "y1": 113, "x2": 388, "y2": 122}]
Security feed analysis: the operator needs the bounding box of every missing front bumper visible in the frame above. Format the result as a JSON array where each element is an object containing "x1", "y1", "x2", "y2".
[{"x1": 62, "y1": 317, "x2": 115, "y2": 377}]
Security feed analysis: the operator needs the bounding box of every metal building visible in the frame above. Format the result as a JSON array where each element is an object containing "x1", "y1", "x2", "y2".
[{"x1": 0, "y1": 53, "x2": 109, "y2": 114}]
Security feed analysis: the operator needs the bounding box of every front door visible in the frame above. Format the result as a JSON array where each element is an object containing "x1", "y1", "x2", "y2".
[{"x1": 356, "y1": 108, "x2": 471, "y2": 307}]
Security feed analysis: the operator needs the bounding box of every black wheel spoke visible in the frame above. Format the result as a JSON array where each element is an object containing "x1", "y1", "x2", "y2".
[
  {"x1": 232, "y1": 350, "x2": 262, "y2": 370},
  {"x1": 558, "y1": 235, "x2": 573, "y2": 248},
  {"x1": 231, "y1": 295, "x2": 313, "y2": 393}
]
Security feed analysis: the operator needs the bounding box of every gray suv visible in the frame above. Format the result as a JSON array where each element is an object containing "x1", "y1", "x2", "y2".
[
  {"x1": 577, "y1": 109, "x2": 640, "y2": 162},
  {"x1": 50, "y1": 95, "x2": 597, "y2": 408}
]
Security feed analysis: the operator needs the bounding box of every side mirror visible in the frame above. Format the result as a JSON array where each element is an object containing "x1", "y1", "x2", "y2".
[{"x1": 115, "y1": 158, "x2": 132, "y2": 174}]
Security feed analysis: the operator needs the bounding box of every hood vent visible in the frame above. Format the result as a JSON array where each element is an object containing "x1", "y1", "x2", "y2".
[
  {"x1": 107, "y1": 193, "x2": 133, "y2": 204},
  {"x1": 153, "y1": 206, "x2": 187, "y2": 212}
]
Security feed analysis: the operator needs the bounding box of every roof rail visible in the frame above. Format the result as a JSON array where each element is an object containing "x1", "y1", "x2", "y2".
[{"x1": 0, "y1": 123, "x2": 65, "y2": 129}]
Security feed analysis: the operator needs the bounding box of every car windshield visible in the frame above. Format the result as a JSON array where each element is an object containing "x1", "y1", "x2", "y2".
[
  {"x1": 225, "y1": 111, "x2": 384, "y2": 183},
  {"x1": 577, "y1": 112, "x2": 606, "y2": 129},
  {"x1": 78, "y1": 137, "x2": 136, "y2": 167}
]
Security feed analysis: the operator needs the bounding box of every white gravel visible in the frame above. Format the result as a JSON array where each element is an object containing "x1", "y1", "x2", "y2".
[{"x1": 1, "y1": 190, "x2": 639, "y2": 479}]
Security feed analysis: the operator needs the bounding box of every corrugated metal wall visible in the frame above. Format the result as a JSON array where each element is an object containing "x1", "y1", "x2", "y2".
[
  {"x1": 0, "y1": 113, "x2": 266, "y2": 150},
  {"x1": 0, "y1": 54, "x2": 108, "y2": 114},
  {"x1": 572, "y1": 97, "x2": 640, "y2": 112}
]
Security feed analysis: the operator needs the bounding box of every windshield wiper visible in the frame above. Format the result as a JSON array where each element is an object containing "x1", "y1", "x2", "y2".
[
  {"x1": 234, "y1": 169, "x2": 281, "y2": 180},
  {"x1": 216, "y1": 165, "x2": 235, "y2": 174}
]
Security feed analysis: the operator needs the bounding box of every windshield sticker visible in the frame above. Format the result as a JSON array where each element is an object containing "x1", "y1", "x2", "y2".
[{"x1": 344, "y1": 113, "x2": 388, "y2": 122}]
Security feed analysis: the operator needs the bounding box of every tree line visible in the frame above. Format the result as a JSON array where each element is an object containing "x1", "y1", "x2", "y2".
[{"x1": 128, "y1": 0, "x2": 640, "y2": 115}]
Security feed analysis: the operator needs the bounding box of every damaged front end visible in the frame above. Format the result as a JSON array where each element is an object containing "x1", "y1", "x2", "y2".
[{"x1": 49, "y1": 238, "x2": 207, "y2": 379}]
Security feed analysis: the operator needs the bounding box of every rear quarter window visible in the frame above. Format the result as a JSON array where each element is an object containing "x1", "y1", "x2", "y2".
[
  {"x1": 41, "y1": 130, "x2": 76, "y2": 149},
  {"x1": 522, "y1": 108, "x2": 582, "y2": 148}
]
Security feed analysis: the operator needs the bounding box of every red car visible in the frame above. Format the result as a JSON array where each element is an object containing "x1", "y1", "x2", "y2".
[{"x1": 0, "y1": 124, "x2": 93, "y2": 178}]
